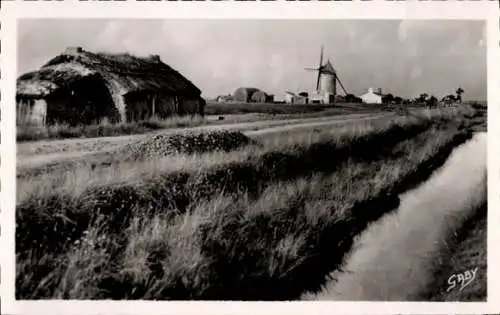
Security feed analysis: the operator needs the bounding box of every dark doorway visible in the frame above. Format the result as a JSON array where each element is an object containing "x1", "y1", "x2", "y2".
[{"x1": 46, "y1": 75, "x2": 118, "y2": 126}]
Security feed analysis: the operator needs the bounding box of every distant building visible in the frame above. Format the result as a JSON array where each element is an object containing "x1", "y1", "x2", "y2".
[
  {"x1": 345, "y1": 94, "x2": 362, "y2": 103},
  {"x1": 16, "y1": 47, "x2": 206, "y2": 126},
  {"x1": 233, "y1": 87, "x2": 261, "y2": 103},
  {"x1": 334, "y1": 95, "x2": 346, "y2": 103},
  {"x1": 284, "y1": 91, "x2": 307, "y2": 105},
  {"x1": 251, "y1": 91, "x2": 274, "y2": 103},
  {"x1": 216, "y1": 95, "x2": 234, "y2": 102},
  {"x1": 293, "y1": 95, "x2": 308, "y2": 105},
  {"x1": 360, "y1": 87, "x2": 382, "y2": 104},
  {"x1": 441, "y1": 95, "x2": 456, "y2": 106},
  {"x1": 284, "y1": 91, "x2": 295, "y2": 104},
  {"x1": 308, "y1": 90, "x2": 334, "y2": 104},
  {"x1": 273, "y1": 93, "x2": 286, "y2": 103}
]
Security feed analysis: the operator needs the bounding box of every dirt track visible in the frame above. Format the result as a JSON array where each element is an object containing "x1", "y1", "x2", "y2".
[
  {"x1": 17, "y1": 112, "x2": 395, "y2": 169},
  {"x1": 306, "y1": 132, "x2": 486, "y2": 301}
]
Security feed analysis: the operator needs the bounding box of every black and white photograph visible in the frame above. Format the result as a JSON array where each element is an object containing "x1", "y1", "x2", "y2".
[
  {"x1": 1, "y1": 1, "x2": 496, "y2": 311},
  {"x1": 12, "y1": 18, "x2": 488, "y2": 302}
]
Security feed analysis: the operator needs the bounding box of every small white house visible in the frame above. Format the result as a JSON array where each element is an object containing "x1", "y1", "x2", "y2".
[
  {"x1": 284, "y1": 91, "x2": 296, "y2": 104},
  {"x1": 273, "y1": 93, "x2": 286, "y2": 103},
  {"x1": 216, "y1": 95, "x2": 233, "y2": 103},
  {"x1": 360, "y1": 87, "x2": 382, "y2": 104},
  {"x1": 287, "y1": 92, "x2": 308, "y2": 104}
]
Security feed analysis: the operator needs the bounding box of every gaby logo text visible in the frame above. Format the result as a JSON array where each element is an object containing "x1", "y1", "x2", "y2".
[{"x1": 446, "y1": 267, "x2": 479, "y2": 293}]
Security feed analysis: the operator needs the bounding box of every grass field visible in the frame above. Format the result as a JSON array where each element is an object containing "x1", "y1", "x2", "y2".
[
  {"x1": 203, "y1": 101, "x2": 389, "y2": 116},
  {"x1": 16, "y1": 104, "x2": 486, "y2": 300},
  {"x1": 16, "y1": 101, "x2": 424, "y2": 142},
  {"x1": 17, "y1": 115, "x2": 209, "y2": 142}
]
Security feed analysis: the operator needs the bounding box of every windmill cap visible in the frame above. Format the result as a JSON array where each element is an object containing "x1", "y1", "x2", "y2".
[{"x1": 321, "y1": 60, "x2": 336, "y2": 74}]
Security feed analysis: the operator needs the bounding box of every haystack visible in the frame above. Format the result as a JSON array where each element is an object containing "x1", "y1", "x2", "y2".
[
  {"x1": 251, "y1": 91, "x2": 274, "y2": 103},
  {"x1": 233, "y1": 87, "x2": 261, "y2": 103}
]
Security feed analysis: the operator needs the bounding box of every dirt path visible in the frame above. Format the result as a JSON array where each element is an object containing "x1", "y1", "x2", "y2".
[
  {"x1": 305, "y1": 132, "x2": 486, "y2": 301},
  {"x1": 18, "y1": 112, "x2": 379, "y2": 156},
  {"x1": 17, "y1": 112, "x2": 393, "y2": 169}
]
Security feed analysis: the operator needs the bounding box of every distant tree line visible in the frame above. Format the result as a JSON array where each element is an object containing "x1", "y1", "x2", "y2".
[
  {"x1": 372, "y1": 87, "x2": 465, "y2": 107},
  {"x1": 412, "y1": 87, "x2": 464, "y2": 107}
]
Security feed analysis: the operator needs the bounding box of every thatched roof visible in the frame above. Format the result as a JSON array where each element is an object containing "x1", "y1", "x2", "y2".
[
  {"x1": 233, "y1": 87, "x2": 261, "y2": 96},
  {"x1": 233, "y1": 87, "x2": 262, "y2": 102},
  {"x1": 252, "y1": 90, "x2": 268, "y2": 97},
  {"x1": 17, "y1": 47, "x2": 201, "y2": 98}
]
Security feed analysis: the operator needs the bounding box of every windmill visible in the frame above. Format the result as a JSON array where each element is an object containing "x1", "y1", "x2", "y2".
[{"x1": 305, "y1": 46, "x2": 348, "y2": 104}]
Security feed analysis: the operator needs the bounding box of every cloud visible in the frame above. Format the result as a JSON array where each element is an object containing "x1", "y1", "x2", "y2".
[{"x1": 410, "y1": 66, "x2": 423, "y2": 80}]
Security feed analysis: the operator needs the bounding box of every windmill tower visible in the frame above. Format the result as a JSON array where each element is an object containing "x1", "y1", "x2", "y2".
[{"x1": 305, "y1": 46, "x2": 348, "y2": 104}]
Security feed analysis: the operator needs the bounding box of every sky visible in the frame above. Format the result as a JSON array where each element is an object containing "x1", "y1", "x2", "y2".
[{"x1": 18, "y1": 19, "x2": 486, "y2": 100}]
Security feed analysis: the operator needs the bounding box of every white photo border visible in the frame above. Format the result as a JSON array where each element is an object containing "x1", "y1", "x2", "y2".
[{"x1": 1, "y1": 1, "x2": 499, "y2": 314}]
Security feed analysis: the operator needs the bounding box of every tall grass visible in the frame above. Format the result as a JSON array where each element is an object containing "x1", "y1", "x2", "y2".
[
  {"x1": 18, "y1": 107, "x2": 463, "y2": 190},
  {"x1": 17, "y1": 115, "x2": 207, "y2": 142},
  {"x1": 16, "y1": 105, "x2": 481, "y2": 299},
  {"x1": 16, "y1": 125, "x2": 472, "y2": 299},
  {"x1": 17, "y1": 113, "x2": 448, "y2": 245}
]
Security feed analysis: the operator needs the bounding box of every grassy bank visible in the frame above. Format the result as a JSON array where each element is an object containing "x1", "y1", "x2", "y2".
[
  {"x1": 16, "y1": 106, "x2": 479, "y2": 299},
  {"x1": 464, "y1": 101, "x2": 487, "y2": 132},
  {"x1": 418, "y1": 201, "x2": 487, "y2": 301}
]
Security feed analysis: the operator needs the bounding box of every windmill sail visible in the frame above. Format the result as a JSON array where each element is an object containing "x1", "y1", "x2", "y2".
[
  {"x1": 336, "y1": 75, "x2": 348, "y2": 95},
  {"x1": 316, "y1": 46, "x2": 323, "y2": 91}
]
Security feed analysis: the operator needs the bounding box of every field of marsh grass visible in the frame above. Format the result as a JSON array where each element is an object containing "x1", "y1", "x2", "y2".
[
  {"x1": 16, "y1": 105, "x2": 484, "y2": 300},
  {"x1": 17, "y1": 115, "x2": 208, "y2": 142}
]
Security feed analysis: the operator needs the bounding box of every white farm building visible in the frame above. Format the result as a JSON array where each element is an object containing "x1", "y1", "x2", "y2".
[
  {"x1": 284, "y1": 91, "x2": 307, "y2": 105},
  {"x1": 360, "y1": 88, "x2": 382, "y2": 104}
]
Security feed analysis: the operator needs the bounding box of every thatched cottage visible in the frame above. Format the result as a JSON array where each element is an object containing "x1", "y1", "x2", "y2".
[{"x1": 16, "y1": 47, "x2": 205, "y2": 126}]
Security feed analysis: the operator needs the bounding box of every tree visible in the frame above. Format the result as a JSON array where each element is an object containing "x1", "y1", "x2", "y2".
[
  {"x1": 442, "y1": 94, "x2": 456, "y2": 102},
  {"x1": 427, "y1": 95, "x2": 438, "y2": 107},
  {"x1": 382, "y1": 93, "x2": 394, "y2": 104},
  {"x1": 345, "y1": 94, "x2": 362, "y2": 103},
  {"x1": 417, "y1": 93, "x2": 429, "y2": 104},
  {"x1": 394, "y1": 96, "x2": 403, "y2": 105},
  {"x1": 456, "y1": 87, "x2": 464, "y2": 103}
]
